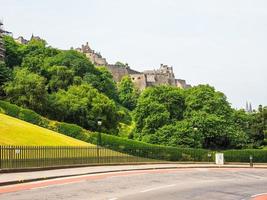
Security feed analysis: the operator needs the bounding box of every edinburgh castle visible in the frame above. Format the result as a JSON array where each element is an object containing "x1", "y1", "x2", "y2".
[
  {"x1": 13, "y1": 35, "x2": 191, "y2": 90},
  {"x1": 76, "y1": 42, "x2": 191, "y2": 90},
  {"x1": 0, "y1": 21, "x2": 5, "y2": 61}
]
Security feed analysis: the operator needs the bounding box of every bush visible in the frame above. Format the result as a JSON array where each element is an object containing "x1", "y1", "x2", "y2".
[
  {"x1": 56, "y1": 122, "x2": 83, "y2": 138},
  {"x1": 55, "y1": 122, "x2": 89, "y2": 141},
  {"x1": 223, "y1": 149, "x2": 267, "y2": 163},
  {"x1": 0, "y1": 101, "x2": 21, "y2": 117},
  {"x1": 0, "y1": 100, "x2": 48, "y2": 127},
  {"x1": 87, "y1": 132, "x2": 212, "y2": 162},
  {"x1": 18, "y1": 109, "x2": 43, "y2": 126}
]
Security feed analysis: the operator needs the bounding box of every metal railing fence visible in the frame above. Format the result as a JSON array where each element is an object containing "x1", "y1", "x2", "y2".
[{"x1": 0, "y1": 145, "x2": 213, "y2": 170}]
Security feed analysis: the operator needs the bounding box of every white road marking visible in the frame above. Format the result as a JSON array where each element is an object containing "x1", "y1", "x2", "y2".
[
  {"x1": 108, "y1": 198, "x2": 118, "y2": 200},
  {"x1": 195, "y1": 168, "x2": 209, "y2": 171},
  {"x1": 140, "y1": 184, "x2": 176, "y2": 193},
  {"x1": 30, "y1": 181, "x2": 87, "y2": 190},
  {"x1": 251, "y1": 193, "x2": 267, "y2": 197}
]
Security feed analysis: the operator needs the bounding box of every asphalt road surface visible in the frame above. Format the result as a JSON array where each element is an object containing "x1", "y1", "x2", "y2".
[{"x1": 1, "y1": 168, "x2": 267, "y2": 200}]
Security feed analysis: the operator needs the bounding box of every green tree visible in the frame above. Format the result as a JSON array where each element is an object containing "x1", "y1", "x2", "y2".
[
  {"x1": 0, "y1": 62, "x2": 11, "y2": 97},
  {"x1": 44, "y1": 50, "x2": 96, "y2": 77},
  {"x1": 188, "y1": 111, "x2": 247, "y2": 149},
  {"x1": 21, "y1": 39, "x2": 59, "y2": 74},
  {"x1": 4, "y1": 68, "x2": 47, "y2": 112},
  {"x1": 133, "y1": 85, "x2": 185, "y2": 142},
  {"x1": 134, "y1": 99, "x2": 170, "y2": 142},
  {"x1": 48, "y1": 84, "x2": 120, "y2": 134},
  {"x1": 115, "y1": 61, "x2": 128, "y2": 68},
  {"x1": 140, "y1": 86, "x2": 185, "y2": 120},
  {"x1": 185, "y1": 84, "x2": 233, "y2": 118},
  {"x1": 152, "y1": 120, "x2": 203, "y2": 148},
  {"x1": 0, "y1": 62, "x2": 11, "y2": 86},
  {"x1": 83, "y1": 66, "x2": 118, "y2": 101},
  {"x1": 117, "y1": 76, "x2": 139, "y2": 110},
  {"x1": 249, "y1": 105, "x2": 267, "y2": 146},
  {"x1": 3, "y1": 35, "x2": 22, "y2": 68},
  {"x1": 46, "y1": 66, "x2": 74, "y2": 92}
]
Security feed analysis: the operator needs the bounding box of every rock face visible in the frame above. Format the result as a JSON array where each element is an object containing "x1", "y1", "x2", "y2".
[
  {"x1": 76, "y1": 42, "x2": 108, "y2": 66},
  {"x1": 76, "y1": 42, "x2": 191, "y2": 90},
  {"x1": 0, "y1": 21, "x2": 5, "y2": 61}
]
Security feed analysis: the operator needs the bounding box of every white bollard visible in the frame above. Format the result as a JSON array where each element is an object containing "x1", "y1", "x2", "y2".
[{"x1": 215, "y1": 153, "x2": 224, "y2": 165}]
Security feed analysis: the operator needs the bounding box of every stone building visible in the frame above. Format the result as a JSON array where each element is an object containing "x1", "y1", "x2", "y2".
[
  {"x1": 130, "y1": 64, "x2": 191, "y2": 90},
  {"x1": 76, "y1": 42, "x2": 191, "y2": 90},
  {"x1": 15, "y1": 34, "x2": 42, "y2": 44},
  {"x1": 0, "y1": 21, "x2": 5, "y2": 61},
  {"x1": 76, "y1": 42, "x2": 107, "y2": 66},
  {"x1": 14, "y1": 36, "x2": 28, "y2": 44}
]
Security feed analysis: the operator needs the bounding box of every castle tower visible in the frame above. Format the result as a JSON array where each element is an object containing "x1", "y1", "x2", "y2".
[
  {"x1": 249, "y1": 103, "x2": 253, "y2": 113},
  {"x1": 0, "y1": 21, "x2": 5, "y2": 61},
  {"x1": 245, "y1": 101, "x2": 253, "y2": 113}
]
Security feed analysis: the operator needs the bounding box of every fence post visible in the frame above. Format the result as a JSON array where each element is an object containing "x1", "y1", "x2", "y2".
[
  {"x1": 0, "y1": 145, "x2": 2, "y2": 170},
  {"x1": 97, "y1": 146, "x2": 100, "y2": 164}
]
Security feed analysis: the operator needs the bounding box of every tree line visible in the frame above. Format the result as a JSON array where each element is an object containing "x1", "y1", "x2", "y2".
[{"x1": 0, "y1": 36, "x2": 266, "y2": 149}]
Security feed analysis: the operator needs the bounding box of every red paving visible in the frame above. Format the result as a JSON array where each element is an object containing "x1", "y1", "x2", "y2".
[{"x1": 252, "y1": 194, "x2": 267, "y2": 200}]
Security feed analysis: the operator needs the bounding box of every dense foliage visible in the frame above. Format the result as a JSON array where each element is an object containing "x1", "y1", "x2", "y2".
[
  {"x1": 2, "y1": 36, "x2": 120, "y2": 134},
  {"x1": 2, "y1": 100, "x2": 267, "y2": 163},
  {"x1": 1, "y1": 36, "x2": 266, "y2": 150},
  {"x1": 117, "y1": 76, "x2": 139, "y2": 110},
  {"x1": 133, "y1": 85, "x2": 266, "y2": 149}
]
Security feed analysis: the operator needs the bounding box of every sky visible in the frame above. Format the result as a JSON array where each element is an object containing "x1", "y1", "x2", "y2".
[{"x1": 1, "y1": 0, "x2": 267, "y2": 109}]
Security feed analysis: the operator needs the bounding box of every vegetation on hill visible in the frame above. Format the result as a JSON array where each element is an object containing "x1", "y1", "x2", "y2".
[
  {"x1": 0, "y1": 36, "x2": 266, "y2": 150},
  {"x1": 1, "y1": 36, "x2": 125, "y2": 135},
  {"x1": 1, "y1": 101, "x2": 267, "y2": 163}
]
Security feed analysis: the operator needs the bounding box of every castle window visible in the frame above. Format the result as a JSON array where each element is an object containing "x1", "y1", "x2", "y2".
[
  {"x1": 132, "y1": 78, "x2": 135, "y2": 80},
  {"x1": 137, "y1": 77, "x2": 141, "y2": 80}
]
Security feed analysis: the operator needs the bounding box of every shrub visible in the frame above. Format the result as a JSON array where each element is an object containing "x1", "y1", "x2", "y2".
[
  {"x1": 56, "y1": 122, "x2": 83, "y2": 138},
  {"x1": 0, "y1": 100, "x2": 21, "y2": 117},
  {"x1": 18, "y1": 109, "x2": 43, "y2": 126},
  {"x1": 87, "y1": 132, "x2": 212, "y2": 162},
  {"x1": 223, "y1": 149, "x2": 267, "y2": 163},
  {"x1": 55, "y1": 122, "x2": 89, "y2": 141}
]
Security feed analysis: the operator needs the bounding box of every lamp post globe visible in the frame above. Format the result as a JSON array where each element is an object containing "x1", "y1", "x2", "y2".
[{"x1": 97, "y1": 119, "x2": 102, "y2": 146}]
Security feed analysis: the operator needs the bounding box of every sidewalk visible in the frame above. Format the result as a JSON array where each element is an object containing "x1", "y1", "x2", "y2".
[{"x1": 1, "y1": 163, "x2": 267, "y2": 186}]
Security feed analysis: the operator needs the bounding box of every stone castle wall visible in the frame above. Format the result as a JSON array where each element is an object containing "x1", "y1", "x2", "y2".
[
  {"x1": 106, "y1": 65, "x2": 130, "y2": 82},
  {"x1": 0, "y1": 22, "x2": 5, "y2": 61},
  {"x1": 75, "y1": 42, "x2": 191, "y2": 90},
  {"x1": 130, "y1": 74, "x2": 147, "y2": 90}
]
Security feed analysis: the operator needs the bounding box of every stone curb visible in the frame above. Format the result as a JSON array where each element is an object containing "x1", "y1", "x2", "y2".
[{"x1": 1, "y1": 164, "x2": 267, "y2": 187}]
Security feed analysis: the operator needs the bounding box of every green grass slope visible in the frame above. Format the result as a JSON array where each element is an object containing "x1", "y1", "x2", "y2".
[{"x1": 0, "y1": 113, "x2": 92, "y2": 146}]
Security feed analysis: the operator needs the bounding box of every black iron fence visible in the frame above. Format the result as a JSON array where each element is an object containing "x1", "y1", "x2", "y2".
[
  {"x1": 0, "y1": 146, "x2": 155, "y2": 170},
  {"x1": 0, "y1": 145, "x2": 213, "y2": 170},
  {"x1": 1, "y1": 146, "x2": 266, "y2": 170}
]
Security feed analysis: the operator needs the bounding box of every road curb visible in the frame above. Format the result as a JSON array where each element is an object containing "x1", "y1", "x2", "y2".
[{"x1": 1, "y1": 164, "x2": 267, "y2": 187}]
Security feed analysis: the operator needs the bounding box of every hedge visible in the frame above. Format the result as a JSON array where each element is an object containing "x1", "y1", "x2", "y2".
[
  {"x1": 223, "y1": 149, "x2": 267, "y2": 163},
  {"x1": 56, "y1": 122, "x2": 89, "y2": 141},
  {"x1": 87, "y1": 132, "x2": 213, "y2": 162},
  {"x1": 0, "y1": 100, "x2": 267, "y2": 163}
]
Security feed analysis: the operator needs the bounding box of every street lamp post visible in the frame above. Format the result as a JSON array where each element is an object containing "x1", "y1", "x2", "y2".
[
  {"x1": 97, "y1": 120, "x2": 102, "y2": 146},
  {"x1": 193, "y1": 127, "x2": 198, "y2": 147},
  {"x1": 97, "y1": 119, "x2": 102, "y2": 164},
  {"x1": 250, "y1": 155, "x2": 253, "y2": 167}
]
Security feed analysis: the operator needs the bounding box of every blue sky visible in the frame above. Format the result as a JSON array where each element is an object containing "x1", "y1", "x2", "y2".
[{"x1": 1, "y1": 0, "x2": 267, "y2": 108}]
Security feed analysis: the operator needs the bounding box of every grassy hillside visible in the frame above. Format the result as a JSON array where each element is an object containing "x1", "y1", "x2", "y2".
[{"x1": 0, "y1": 113, "x2": 92, "y2": 146}]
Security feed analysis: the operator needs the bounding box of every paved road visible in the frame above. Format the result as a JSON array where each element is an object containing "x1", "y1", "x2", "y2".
[{"x1": 0, "y1": 168, "x2": 267, "y2": 200}]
